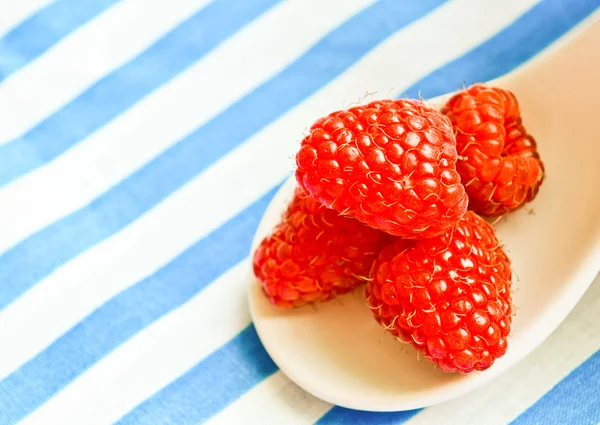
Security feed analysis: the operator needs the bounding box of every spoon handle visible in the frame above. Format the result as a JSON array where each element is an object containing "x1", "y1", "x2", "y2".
[{"x1": 503, "y1": 21, "x2": 600, "y2": 99}]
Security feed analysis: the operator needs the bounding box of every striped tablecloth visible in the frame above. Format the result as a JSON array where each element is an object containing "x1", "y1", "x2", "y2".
[{"x1": 0, "y1": 1, "x2": 598, "y2": 424}]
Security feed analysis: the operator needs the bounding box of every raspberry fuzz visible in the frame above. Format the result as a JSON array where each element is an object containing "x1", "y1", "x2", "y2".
[
  {"x1": 296, "y1": 99, "x2": 468, "y2": 239},
  {"x1": 442, "y1": 84, "x2": 544, "y2": 216},
  {"x1": 366, "y1": 211, "x2": 512, "y2": 373},
  {"x1": 253, "y1": 189, "x2": 392, "y2": 308}
]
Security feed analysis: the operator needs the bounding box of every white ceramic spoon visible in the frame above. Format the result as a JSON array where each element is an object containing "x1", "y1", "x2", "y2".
[{"x1": 248, "y1": 22, "x2": 600, "y2": 411}]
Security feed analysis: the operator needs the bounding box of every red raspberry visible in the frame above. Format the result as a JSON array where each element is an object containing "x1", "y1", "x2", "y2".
[
  {"x1": 253, "y1": 188, "x2": 392, "y2": 308},
  {"x1": 295, "y1": 99, "x2": 468, "y2": 239},
  {"x1": 441, "y1": 84, "x2": 544, "y2": 216},
  {"x1": 366, "y1": 211, "x2": 512, "y2": 373}
]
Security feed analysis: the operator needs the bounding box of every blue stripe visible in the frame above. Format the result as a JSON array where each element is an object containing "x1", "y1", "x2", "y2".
[
  {"x1": 0, "y1": 0, "x2": 447, "y2": 309},
  {"x1": 510, "y1": 349, "x2": 600, "y2": 425},
  {"x1": 0, "y1": 2, "x2": 449, "y2": 421},
  {"x1": 0, "y1": 0, "x2": 281, "y2": 186},
  {"x1": 9, "y1": 0, "x2": 591, "y2": 423},
  {"x1": 0, "y1": 185, "x2": 280, "y2": 425},
  {"x1": 317, "y1": 408, "x2": 419, "y2": 425},
  {"x1": 0, "y1": 0, "x2": 121, "y2": 83},
  {"x1": 403, "y1": 0, "x2": 600, "y2": 100},
  {"x1": 116, "y1": 325, "x2": 277, "y2": 425},
  {"x1": 99, "y1": 1, "x2": 600, "y2": 423},
  {"x1": 0, "y1": 0, "x2": 594, "y2": 423}
]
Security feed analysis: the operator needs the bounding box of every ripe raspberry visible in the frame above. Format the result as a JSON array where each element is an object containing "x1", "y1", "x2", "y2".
[
  {"x1": 253, "y1": 188, "x2": 392, "y2": 308},
  {"x1": 366, "y1": 211, "x2": 512, "y2": 373},
  {"x1": 295, "y1": 99, "x2": 468, "y2": 239},
  {"x1": 441, "y1": 84, "x2": 544, "y2": 216}
]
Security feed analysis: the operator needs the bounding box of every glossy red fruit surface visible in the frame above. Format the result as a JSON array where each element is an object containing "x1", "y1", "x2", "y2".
[
  {"x1": 441, "y1": 84, "x2": 544, "y2": 216},
  {"x1": 254, "y1": 189, "x2": 392, "y2": 308},
  {"x1": 296, "y1": 99, "x2": 468, "y2": 239},
  {"x1": 366, "y1": 211, "x2": 512, "y2": 373}
]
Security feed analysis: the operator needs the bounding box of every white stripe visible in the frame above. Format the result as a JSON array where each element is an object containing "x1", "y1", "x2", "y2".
[
  {"x1": 0, "y1": 0, "x2": 54, "y2": 38},
  {"x1": 0, "y1": 0, "x2": 374, "y2": 380},
  {"x1": 0, "y1": 111, "x2": 294, "y2": 381},
  {"x1": 0, "y1": 0, "x2": 374, "y2": 257},
  {"x1": 0, "y1": 0, "x2": 535, "y2": 385},
  {"x1": 208, "y1": 372, "x2": 332, "y2": 425},
  {"x1": 0, "y1": 0, "x2": 212, "y2": 143},
  {"x1": 19, "y1": 261, "x2": 252, "y2": 425},
  {"x1": 0, "y1": 0, "x2": 538, "y2": 412},
  {"x1": 405, "y1": 277, "x2": 600, "y2": 425}
]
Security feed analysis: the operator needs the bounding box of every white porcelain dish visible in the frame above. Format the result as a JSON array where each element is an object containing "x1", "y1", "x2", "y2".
[{"x1": 248, "y1": 23, "x2": 600, "y2": 411}]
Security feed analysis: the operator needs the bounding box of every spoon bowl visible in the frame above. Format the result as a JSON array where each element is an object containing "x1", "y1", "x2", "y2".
[{"x1": 248, "y1": 22, "x2": 600, "y2": 411}]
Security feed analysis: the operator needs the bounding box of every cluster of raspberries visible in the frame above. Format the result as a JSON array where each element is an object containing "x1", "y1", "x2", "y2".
[{"x1": 253, "y1": 84, "x2": 544, "y2": 374}]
